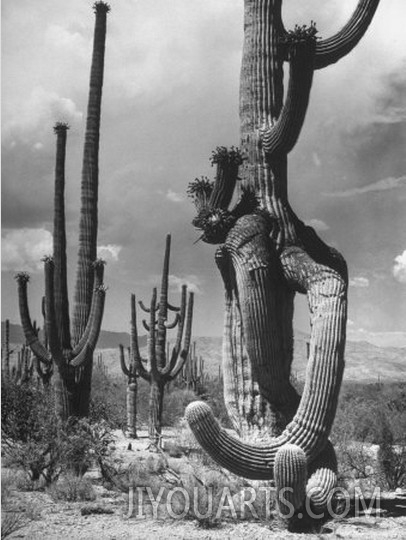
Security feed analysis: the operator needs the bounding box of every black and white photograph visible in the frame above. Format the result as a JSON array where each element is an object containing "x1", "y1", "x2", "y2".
[{"x1": 1, "y1": 1, "x2": 406, "y2": 538}]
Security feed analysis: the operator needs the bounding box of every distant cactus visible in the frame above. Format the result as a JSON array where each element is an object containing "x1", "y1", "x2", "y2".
[
  {"x1": 186, "y1": 0, "x2": 380, "y2": 520},
  {"x1": 15, "y1": 2, "x2": 110, "y2": 420},
  {"x1": 1, "y1": 319, "x2": 11, "y2": 380},
  {"x1": 126, "y1": 234, "x2": 194, "y2": 447},
  {"x1": 119, "y1": 295, "x2": 141, "y2": 438},
  {"x1": 182, "y1": 342, "x2": 205, "y2": 394}
]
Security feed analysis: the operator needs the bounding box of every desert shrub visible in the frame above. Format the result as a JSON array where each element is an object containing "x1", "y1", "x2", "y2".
[
  {"x1": 332, "y1": 382, "x2": 406, "y2": 490},
  {"x1": 89, "y1": 371, "x2": 127, "y2": 428},
  {"x1": 1, "y1": 379, "x2": 62, "y2": 484},
  {"x1": 48, "y1": 475, "x2": 96, "y2": 502},
  {"x1": 162, "y1": 388, "x2": 198, "y2": 427}
]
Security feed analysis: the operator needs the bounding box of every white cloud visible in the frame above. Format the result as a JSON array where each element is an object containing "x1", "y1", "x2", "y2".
[
  {"x1": 305, "y1": 218, "x2": 329, "y2": 232},
  {"x1": 393, "y1": 250, "x2": 406, "y2": 284},
  {"x1": 324, "y1": 176, "x2": 406, "y2": 198},
  {"x1": 1, "y1": 228, "x2": 53, "y2": 272},
  {"x1": 3, "y1": 86, "x2": 82, "y2": 142},
  {"x1": 349, "y1": 276, "x2": 370, "y2": 288},
  {"x1": 166, "y1": 190, "x2": 185, "y2": 203},
  {"x1": 97, "y1": 244, "x2": 122, "y2": 263},
  {"x1": 169, "y1": 274, "x2": 202, "y2": 295}
]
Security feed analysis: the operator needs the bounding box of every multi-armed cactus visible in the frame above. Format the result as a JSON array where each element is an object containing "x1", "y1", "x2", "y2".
[
  {"x1": 15, "y1": 2, "x2": 110, "y2": 421},
  {"x1": 126, "y1": 234, "x2": 194, "y2": 447},
  {"x1": 186, "y1": 0, "x2": 380, "y2": 519}
]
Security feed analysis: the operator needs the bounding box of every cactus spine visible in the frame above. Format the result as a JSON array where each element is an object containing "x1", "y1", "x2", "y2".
[
  {"x1": 186, "y1": 0, "x2": 380, "y2": 518},
  {"x1": 129, "y1": 234, "x2": 194, "y2": 447},
  {"x1": 15, "y1": 2, "x2": 110, "y2": 420}
]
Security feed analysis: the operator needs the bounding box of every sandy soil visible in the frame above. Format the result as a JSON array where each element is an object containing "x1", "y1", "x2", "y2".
[{"x1": 3, "y1": 429, "x2": 406, "y2": 539}]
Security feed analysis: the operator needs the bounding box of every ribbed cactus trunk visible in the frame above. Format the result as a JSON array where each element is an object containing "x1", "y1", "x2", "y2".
[
  {"x1": 186, "y1": 0, "x2": 380, "y2": 519},
  {"x1": 70, "y1": 2, "x2": 109, "y2": 418},
  {"x1": 149, "y1": 380, "x2": 164, "y2": 444}
]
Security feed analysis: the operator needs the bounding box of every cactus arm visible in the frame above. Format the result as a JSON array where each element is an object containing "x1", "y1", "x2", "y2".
[
  {"x1": 167, "y1": 291, "x2": 194, "y2": 381},
  {"x1": 71, "y1": 261, "x2": 105, "y2": 356},
  {"x1": 15, "y1": 273, "x2": 52, "y2": 365},
  {"x1": 52, "y1": 122, "x2": 71, "y2": 350},
  {"x1": 142, "y1": 320, "x2": 151, "y2": 332},
  {"x1": 119, "y1": 344, "x2": 130, "y2": 376},
  {"x1": 186, "y1": 245, "x2": 347, "y2": 479},
  {"x1": 164, "y1": 313, "x2": 180, "y2": 330},
  {"x1": 70, "y1": 285, "x2": 106, "y2": 367},
  {"x1": 261, "y1": 37, "x2": 315, "y2": 156},
  {"x1": 160, "y1": 285, "x2": 187, "y2": 377},
  {"x1": 207, "y1": 147, "x2": 243, "y2": 210},
  {"x1": 167, "y1": 303, "x2": 180, "y2": 312},
  {"x1": 138, "y1": 300, "x2": 159, "y2": 313},
  {"x1": 314, "y1": 0, "x2": 380, "y2": 70},
  {"x1": 130, "y1": 294, "x2": 151, "y2": 382}
]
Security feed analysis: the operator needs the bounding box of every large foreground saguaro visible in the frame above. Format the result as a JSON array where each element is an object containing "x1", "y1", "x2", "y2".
[
  {"x1": 186, "y1": 0, "x2": 380, "y2": 517},
  {"x1": 16, "y1": 2, "x2": 110, "y2": 420}
]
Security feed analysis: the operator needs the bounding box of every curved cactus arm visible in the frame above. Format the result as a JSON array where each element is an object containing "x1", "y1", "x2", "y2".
[
  {"x1": 186, "y1": 245, "x2": 347, "y2": 479},
  {"x1": 71, "y1": 261, "x2": 105, "y2": 356},
  {"x1": 261, "y1": 38, "x2": 315, "y2": 156},
  {"x1": 138, "y1": 300, "x2": 159, "y2": 313},
  {"x1": 15, "y1": 272, "x2": 52, "y2": 365},
  {"x1": 164, "y1": 313, "x2": 180, "y2": 330},
  {"x1": 306, "y1": 440, "x2": 337, "y2": 514},
  {"x1": 142, "y1": 320, "x2": 151, "y2": 332},
  {"x1": 167, "y1": 291, "x2": 194, "y2": 381},
  {"x1": 160, "y1": 285, "x2": 186, "y2": 377},
  {"x1": 70, "y1": 285, "x2": 106, "y2": 367},
  {"x1": 119, "y1": 344, "x2": 130, "y2": 376},
  {"x1": 314, "y1": 0, "x2": 380, "y2": 70},
  {"x1": 167, "y1": 302, "x2": 180, "y2": 312},
  {"x1": 129, "y1": 294, "x2": 151, "y2": 382},
  {"x1": 207, "y1": 147, "x2": 243, "y2": 210}
]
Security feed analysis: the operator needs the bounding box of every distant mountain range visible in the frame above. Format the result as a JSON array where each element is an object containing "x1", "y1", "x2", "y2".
[{"x1": 3, "y1": 322, "x2": 405, "y2": 383}]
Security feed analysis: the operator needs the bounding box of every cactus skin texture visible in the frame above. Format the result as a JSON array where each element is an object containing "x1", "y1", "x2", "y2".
[
  {"x1": 186, "y1": 0, "x2": 379, "y2": 519},
  {"x1": 129, "y1": 234, "x2": 194, "y2": 448},
  {"x1": 15, "y1": 2, "x2": 110, "y2": 421}
]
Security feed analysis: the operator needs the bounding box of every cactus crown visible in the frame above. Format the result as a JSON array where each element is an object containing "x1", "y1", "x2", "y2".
[
  {"x1": 92, "y1": 258, "x2": 106, "y2": 268},
  {"x1": 53, "y1": 122, "x2": 70, "y2": 133},
  {"x1": 41, "y1": 255, "x2": 54, "y2": 265},
  {"x1": 282, "y1": 22, "x2": 319, "y2": 45},
  {"x1": 210, "y1": 146, "x2": 243, "y2": 167},
  {"x1": 93, "y1": 1, "x2": 111, "y2": 14},
  {"x1": 14, "y1": 272, "x2": 30, "y2": 284},
  {"x1": 192, "y1": 208, "x2": 236, "y2": 244},
  {"x1": 187, "y1": 176, "x2": 214, "y2": 210}
]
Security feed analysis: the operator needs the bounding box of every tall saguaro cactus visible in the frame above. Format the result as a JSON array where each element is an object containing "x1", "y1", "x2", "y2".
[
  {"x1": 186, "y1": 0, "x2": 380, "y2": 518},
  {"x1": 15, "y1": 2, "x2": 110, "y2": 421},
  {"x1": 127, "y1": 234, "x2": 194, "y2": 447}
]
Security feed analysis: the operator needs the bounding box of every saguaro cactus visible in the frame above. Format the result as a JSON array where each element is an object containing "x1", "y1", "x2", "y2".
[
  {"x1": 127, "y1": 234, "x2": 194, "y2": 447},
  {"x1": 186, "y1": 0, "x2": 380, "y2": 518},
  {"x1": 1, "y1": 319, "x2": 11, "y2": 380},
  {"x1": 15, "y1": 2, "x2": 110, "y2": 421},
  {"x1": 182, "y1": 342, "x2": 205, "y2": 394},
  {"x1": 119, "y1": 295, "x2": 141, "y2": 439}
]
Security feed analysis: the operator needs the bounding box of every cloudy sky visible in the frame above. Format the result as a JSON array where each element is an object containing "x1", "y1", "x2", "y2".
[{"x1": 2, "y1": 0, "x2": 406, "y2": 347}]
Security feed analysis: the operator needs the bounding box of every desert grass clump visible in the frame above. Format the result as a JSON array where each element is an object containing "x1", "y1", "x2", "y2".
[{"x1": 48, "y1": 474, "x2": 96, "y2": 502}]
